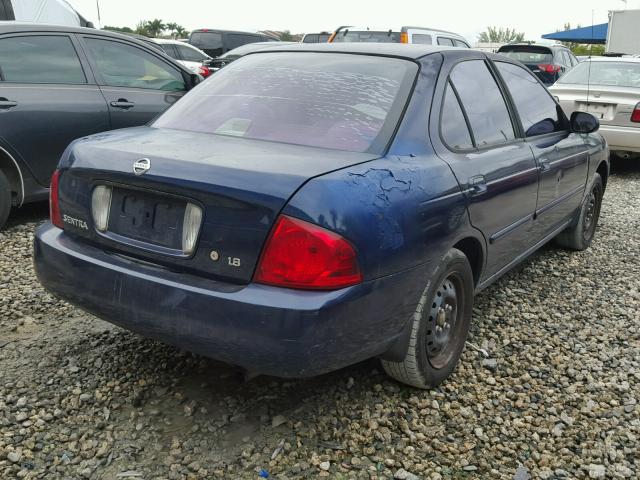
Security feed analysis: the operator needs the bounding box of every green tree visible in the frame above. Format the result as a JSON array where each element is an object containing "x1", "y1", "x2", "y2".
[
  {"x1": 279, "y1": 30, "x2": 294, "y2": 41},
  {"x1": 144, "y1": 19, "x2": 166, "y2": 38},
  {"x1": 103, "y1": 25, "x2": 133, "y2": 33},
  {"x1": 165, "y1": 22, "x2": 179, "y2": 38},
  {"x1": 477, "y1": 26, "x2": 525, "y2": 43},
  {"x1": 135, "y1": 20, "x2": 150, "y2": 36},
  {"x1": 174, "y1": 26, "x2": 189, "y2": 38}
]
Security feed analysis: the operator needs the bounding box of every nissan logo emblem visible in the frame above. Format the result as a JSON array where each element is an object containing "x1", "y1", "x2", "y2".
[{"x1": 133, "y1": 158, "x2": 151, "y2": 176}]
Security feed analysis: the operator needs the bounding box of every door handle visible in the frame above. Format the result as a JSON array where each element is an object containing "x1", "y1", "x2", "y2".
[
  {"x1": 0, "y1": 97, "x2": 17, "y2": 109},
  {"x1": 468, "y1": 175, "x2": 487, "y2": 196},
  {"x1": 110, "y1": 98, "x2": 135, "y2": 109}
]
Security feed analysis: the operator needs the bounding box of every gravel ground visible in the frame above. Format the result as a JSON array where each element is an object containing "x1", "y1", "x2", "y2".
[{"x1": 1, "y1": 163, "x2": 638, "y2": 480}]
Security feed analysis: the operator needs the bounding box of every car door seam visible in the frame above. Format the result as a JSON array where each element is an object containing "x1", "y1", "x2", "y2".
[
  {"x1": 535, "y1": 185, "x2": 584, "y2": 217},
  {"x1": 489, "y1": 214, "x2": 534, "y2": 244}
]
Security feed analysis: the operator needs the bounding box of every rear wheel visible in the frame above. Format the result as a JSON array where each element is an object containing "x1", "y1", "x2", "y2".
[
  {"x1": 556, "y1": 174, "x2": 603, "y2": 251},
  {"x1": 382, "y1": 248, "x2": 474, "y2": 389},
  {"x1": 0, "y1": 170, "x2": 11, "y2": 230}
]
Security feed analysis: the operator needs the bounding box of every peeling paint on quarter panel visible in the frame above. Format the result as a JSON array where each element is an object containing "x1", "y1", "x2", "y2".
[{"x1": 283, "y1": 155, "x2": 467, "y2": 281}]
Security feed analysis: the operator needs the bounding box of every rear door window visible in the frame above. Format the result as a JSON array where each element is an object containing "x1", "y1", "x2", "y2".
[
  {"x1": 441, "y1": 82, "x2": 473, "y2": 150},
  {"x1": 303, "y1": 34, "x2": 318, "y2": 43},
  {"x1": 454, "y1": 39, "x2": 469, "y2": 48},
  {"x1": 496, "y1": 62, "x2": 564, "y2": 136},
  {"x1": 437, "y1": 37, "x2": 454, "y2": 46},
  {"x1": 176, "y1": 44, "x2": 207, "y2": 62},
  {"x1": 559, "y1": 50, "x2": 571, "y2": 66},
  {"x1": 0, "y1": 35, "x2": 86, "y2": 84},
  {"x1": 160, "y1": 43, "x2": 179, "y2": 59},
  {"x1": 568, "y1": 52, "x2": 578, "y2": 66},
  {"x1": 153, "y1": 52, "x2": 418, "y2": 153},
  {"x1": 449, "y1": 60, "x2": 515, "y2": 147},
  {"x1": 412, "y1": 34, "x2": 432, "y2": 45},
  {"x1": 84, "y1": 37, "x2": 186, "y2": 91}
]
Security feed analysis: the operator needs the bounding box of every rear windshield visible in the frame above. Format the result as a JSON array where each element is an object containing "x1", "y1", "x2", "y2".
[
  {"x1": 558, "y1": 61, "x2": 640, "y2": 88},
  {"x1": 332, "y1": 30, "x2": 400, "y2": 43},
  {"x1": 498, "y1": 46, "x2": 553, "y2": 64},
  {"x1": 153, "y1": 52, "x2": 418, "y2": 153},
  {"x1": 190, "y1": 32, "x2": 222, "y2": 49}
]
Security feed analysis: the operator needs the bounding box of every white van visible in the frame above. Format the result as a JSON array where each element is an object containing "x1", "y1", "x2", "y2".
[
  {"x1": 329, "y1": 26, "x2": 470, "y2": 47},
  {"x1": 0, "y1": 0, "x2": 93, "y2": 27}
]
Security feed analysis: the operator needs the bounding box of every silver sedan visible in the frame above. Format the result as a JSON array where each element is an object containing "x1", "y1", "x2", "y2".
[{"x1": 550, "y1": 57, "x2": 640, "y2": 159}]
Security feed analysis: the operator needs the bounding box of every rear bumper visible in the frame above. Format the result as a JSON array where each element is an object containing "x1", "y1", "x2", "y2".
[
  {"x1": 599, "y1": 124, "x2": 640, "y2": 153},
  {"x1": 34, "y1": 224, "x2": 423, "y2": 377}
]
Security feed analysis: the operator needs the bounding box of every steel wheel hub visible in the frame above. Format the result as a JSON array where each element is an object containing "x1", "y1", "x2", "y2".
[
  {"x1": 426, "y1": 276, "x2": 458, "y2": 360},
  {"x1": 583, "y1": 190, "x2": 597, "y2": 235}
]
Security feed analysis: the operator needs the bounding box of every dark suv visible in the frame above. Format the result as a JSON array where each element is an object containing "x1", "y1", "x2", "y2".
[
  {"x1": 497, "y1": 43, "x2": 578, "y2": 85},
  {"x1": 0, "y1": 24, "x2": 200, "y2": 229},
  {"x1": 188, "y1": 29, "x2": 278, "y2": 57}
]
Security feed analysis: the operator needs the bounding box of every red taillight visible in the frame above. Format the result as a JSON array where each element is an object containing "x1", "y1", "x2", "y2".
[
  {"x1": 49, "y1": 169, "x2": 63, "y2": 228},
  {"x1": 631, "y1": 103, "x2": 640, "y2": 123},
  {"x1": 254, "y1": 215, "x2": 362, "y2": 290},
  {"x1": 537, "y1": 64, "x2": 562, "y2": 73},
  {"x1": 198, "y1": 65, "x2": 210, "y2": 78}
]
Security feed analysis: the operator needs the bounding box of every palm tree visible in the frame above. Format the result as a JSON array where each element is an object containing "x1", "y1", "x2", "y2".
[
  {"x1": 166, "y1": 22, "x2": 179, "y2": 38},
  {"x1": 174, "y1": 26, "x2": 189, "y2": 39},
  {"x1": 145, "y1": 19, "x2": 165, "y2": 38}
]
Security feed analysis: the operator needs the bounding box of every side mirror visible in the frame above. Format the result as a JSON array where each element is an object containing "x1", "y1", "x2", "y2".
[
  {"x1": 189, "y1": 73, "x2": 202, "y2": 88},
  {"x1": 570, "y1": 111, "x2": 599, "y2": 134},
  {"x1": 182, "y1": 71, "x2": 202, "y2": 90}
]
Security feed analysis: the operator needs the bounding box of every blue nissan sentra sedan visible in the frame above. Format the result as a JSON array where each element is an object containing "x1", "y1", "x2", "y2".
[{"x1": 34, "y1": 44, "x2": 609, "y2": 388}]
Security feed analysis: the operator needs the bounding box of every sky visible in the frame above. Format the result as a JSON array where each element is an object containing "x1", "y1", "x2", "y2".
[{"x1": 67, "y1": 0, "x2": 640, "y2": 44}]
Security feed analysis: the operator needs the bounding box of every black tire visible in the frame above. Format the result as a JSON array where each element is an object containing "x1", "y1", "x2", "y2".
[
  {"x1": 382, "y1": 248, "x2": 474, "y2": 389},
  {"x1": 555, "y1": 173, "x2": 603, "y2": 251},
  {"x1": 0, "y1": 170, "x2": 11, "y2": 231}
]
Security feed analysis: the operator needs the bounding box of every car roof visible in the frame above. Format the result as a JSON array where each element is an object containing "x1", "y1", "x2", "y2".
[
  {"x1": 241, "y1": 42, "x2": 470, "y2": 60},
  {"x1": 584, "y1": 56, "x2": 640, "y2": 63},
  {"x1": 155, "y1": 38, "x2": 195, "y2": 46},
  {"x1": 191, "y1": 28, "x2": 273, "y2": 36},
  {"x1": 333, "y1": 25, "x2": 464, "y2": 37},
  {"x1": 0, "y1": 22, "x2": 127, "y2": 37}
]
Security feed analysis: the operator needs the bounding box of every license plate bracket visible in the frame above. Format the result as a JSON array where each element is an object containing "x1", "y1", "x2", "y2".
[{"x1": 107, "y1": 187, "x2": 186, "y2": 250}]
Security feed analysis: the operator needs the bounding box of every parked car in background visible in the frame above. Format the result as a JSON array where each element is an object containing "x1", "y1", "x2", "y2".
[
  {"x1": 0, "y1": 0, "x2": 93, "y2": 27},
  {"x1": 301, "y1": 32, "x2": 331, "y2": 43},
  {"x1": 205, "y1": 41, "x2": 294, "y2": 72},
  {"x1": 34, "y1": 43, "x2": 608, "y2": 389},
  {"x1": 497, "y1": 42, "x2": 578, "y2": 85},
  {"x1": 328, "y1": 25, "x2": 470, "y2": 47},
  {"x1": 154, "y1": 38, "x2": 212, "y2": 77},
  {"x1": 0, "y1": 24, "x2": 200, "y2": 229},
  {"x1": 550, "y1": 57, "x2": 640, "y2": 159},
  {"x1": 188, "y1": 28, "x2": 278, "y2": 57}
]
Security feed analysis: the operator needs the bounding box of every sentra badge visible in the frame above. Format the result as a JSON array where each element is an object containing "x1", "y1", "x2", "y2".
[{"x1": 63, "y1": 214, "x2": 88, "y2": 230}]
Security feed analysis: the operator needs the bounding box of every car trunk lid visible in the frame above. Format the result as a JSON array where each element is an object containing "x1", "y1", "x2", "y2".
[
  {"x1": 553, "y1": 84, "x2": 640, "y2": 127},
  {"x1": 59, "y1": 127, "x2": 379, "y2": 284}
]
